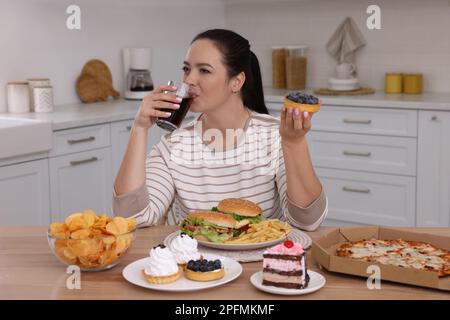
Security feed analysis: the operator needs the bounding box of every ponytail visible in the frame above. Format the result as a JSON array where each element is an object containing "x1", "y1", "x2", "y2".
[{"x1": 242, "y1": 51, "x2": 269, "y2": 115}]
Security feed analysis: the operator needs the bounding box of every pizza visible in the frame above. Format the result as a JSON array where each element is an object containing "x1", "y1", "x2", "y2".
[{"x1": 336, "y1": 239, "x2": 450, "y2": 277}]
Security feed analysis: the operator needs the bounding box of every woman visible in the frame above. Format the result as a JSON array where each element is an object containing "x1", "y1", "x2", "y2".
[{"x1": 113, "y1": 29, "x2": 327, "y2": 231}]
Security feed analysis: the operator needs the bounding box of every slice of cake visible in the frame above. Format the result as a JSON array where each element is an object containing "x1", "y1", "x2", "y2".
[{"x1": 262, "y1": 240, "x2": 309, "y2": 289}]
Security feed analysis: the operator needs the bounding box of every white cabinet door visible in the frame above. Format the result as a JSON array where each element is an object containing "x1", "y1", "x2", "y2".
[
  {"x1": 417, "y1": 111, "x2": 450, "y2": 227},
  {"x1": 111, "y1": 120, "x2": 166, "y2": 181},
  {"x1": 316, "y1": 167, "x2": 416, "y2": 227},
  {"x1": 0, "y1": 159, "x2": 50, "y2": 226},
  {"x1": 49, "y1": 148, "x2": 112, "y2": 221}
]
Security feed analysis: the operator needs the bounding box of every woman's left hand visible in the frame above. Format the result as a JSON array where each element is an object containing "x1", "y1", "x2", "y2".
[{"x1": 279, "y1": 107, "x2": 313, "y2": 145}]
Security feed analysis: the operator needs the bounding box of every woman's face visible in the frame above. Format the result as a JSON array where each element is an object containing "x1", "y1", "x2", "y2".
[{"x1": 182, "y1": 39, "x2": 236, "y2": 113}]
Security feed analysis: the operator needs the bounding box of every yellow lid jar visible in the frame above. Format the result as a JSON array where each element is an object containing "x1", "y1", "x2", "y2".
[
  {"x1": 403, "y1": 73, "x2": 423, "y2": 94},
  {"x1": 384, "y1": 73, "x2": 403, "y2": 94}
]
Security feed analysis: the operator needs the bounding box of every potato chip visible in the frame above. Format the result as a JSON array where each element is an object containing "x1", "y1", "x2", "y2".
[
  {"x1": 106, "y1": 217, "x2": 129, "y2": 235},
  {"x1": 65, "y1": 213, "x2": 89, "y2": 232},
  {"x1": 70, "y1": 229, "x2": 92, "y2": 239},
  {"x1": 127, "y1": 218, "x2": 136, "y2": 232},
  {"x1": 50, "y1": 222, "x2": 70, "y2": 238},
  {"x1": 82, "y1": 209, "x2": 97, "y2": 227}
]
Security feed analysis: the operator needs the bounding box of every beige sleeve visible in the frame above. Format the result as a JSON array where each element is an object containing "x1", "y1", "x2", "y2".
[
  {"x1": 112, "y1": 182, "x2": 149, "y2": 218},
  {"x1": 286, "y1": 187, "x2": 328, "y2": 231}
]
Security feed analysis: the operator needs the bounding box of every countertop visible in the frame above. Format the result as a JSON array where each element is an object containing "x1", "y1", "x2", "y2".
[
  {"x1": 1, "y1": 225, "x2": 449, "y2": 300},
  {"x1": 0, "y1": 99, "x2": 142, "y2": 131},
  {"x1": 1, "y1": 89, "x2": 450, "y2": 131},
  {"x1": 264, "y1": 87, "x2": 450, "y2": 111}
]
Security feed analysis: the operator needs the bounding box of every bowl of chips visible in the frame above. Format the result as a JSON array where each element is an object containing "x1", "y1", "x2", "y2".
[{"x1": 47, "y1": 209, "x2": 137, "y2": 271}]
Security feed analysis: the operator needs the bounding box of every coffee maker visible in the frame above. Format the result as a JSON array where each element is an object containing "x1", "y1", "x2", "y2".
[{"x1": 123, "y1": 48, "x2": 154, "y2": 100}]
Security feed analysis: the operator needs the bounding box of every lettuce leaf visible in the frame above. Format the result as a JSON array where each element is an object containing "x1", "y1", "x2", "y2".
[
  {"x1": 230, "y1": 213, "x2": 262, "y2": 224},
  {"x1": 195, "y1": 228, "x2": 231, "y2": 243}
]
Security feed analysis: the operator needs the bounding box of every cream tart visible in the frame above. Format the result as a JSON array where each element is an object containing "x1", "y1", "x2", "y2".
[
  {"x1": 169, "y1": 233, "x2": 202, "y2": 271},
  {"x1": 284, "y1": 92, "x2": 321, "y2": 113},
  {"x1": 142, "y1": 244, "x2": 181, "y2": 284}
]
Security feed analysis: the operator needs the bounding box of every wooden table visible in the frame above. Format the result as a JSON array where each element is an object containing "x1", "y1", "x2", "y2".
[{"x1": 0, "y1": 225, "x2": 449, "y2": 300}]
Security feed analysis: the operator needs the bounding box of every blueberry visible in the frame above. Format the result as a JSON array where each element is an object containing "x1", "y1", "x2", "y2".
[
  {"x1": 206, "y1": 265, "x2": 214, "y2": 272},
  {"x1": 200, "y1": 265, "x2": 208, "y2": 272},
  {"x1": 152, "y1": 243, "x2": 166, "y2": 249}
]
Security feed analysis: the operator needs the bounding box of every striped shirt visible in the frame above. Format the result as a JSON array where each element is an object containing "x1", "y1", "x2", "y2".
[{"x1": 113, "y1": 110, "x2": 327, "y2": 231}]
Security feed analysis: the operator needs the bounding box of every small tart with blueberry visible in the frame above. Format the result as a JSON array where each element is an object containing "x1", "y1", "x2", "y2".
[
  {"x1": 284, "y1": 92, "x2": 321, "y2": 113},
  {"x1": 185, "y1": 259, "x2": 225, "y2": 282}
]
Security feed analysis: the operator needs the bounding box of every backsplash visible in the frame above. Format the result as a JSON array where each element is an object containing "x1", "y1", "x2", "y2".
[
  {"x1": 0, "y1": 0, "x2": 225, "y2": 107},
  {"x1": 225, "y1": 0, "x2": 450, "y2": 93}
]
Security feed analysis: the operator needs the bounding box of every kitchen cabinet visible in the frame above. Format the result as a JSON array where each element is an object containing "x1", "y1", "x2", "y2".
[
  {"x1": 110, "y1": 120, "x2": 166, "y2": 179},
  {"x1": 417, "y1": 111, "x2": 450, "y2": 227},
  {"x1": 49, "y1": 148, "x2": 112, "y2": 221},
  {"x1": 269, "y1": 104, "x2": 419, "y2": 227},
  {"x1": 0, "y1": 159, "x2": 50, "y2": 226}
]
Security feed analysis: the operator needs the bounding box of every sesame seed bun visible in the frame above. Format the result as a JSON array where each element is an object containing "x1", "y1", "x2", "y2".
[
  {"x1": 188, "y1": 210, "x2": 236, "y2": 228},
  {"x1": 217, "y1": 198, "x2": 262, "y2": 217}
]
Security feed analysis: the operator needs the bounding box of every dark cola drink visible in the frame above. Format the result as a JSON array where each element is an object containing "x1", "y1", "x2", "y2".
[
  {"x1": 156, "y1": 97, "x2": 193, "y2": 131},
  {"x1": 156, "y1": 82, "x2": 192, "y2": 132}
]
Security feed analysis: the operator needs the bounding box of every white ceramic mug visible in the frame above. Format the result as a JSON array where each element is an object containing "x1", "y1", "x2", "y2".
[{"x1": 336, "y1": 63, "x2": 356, "y2": 79}]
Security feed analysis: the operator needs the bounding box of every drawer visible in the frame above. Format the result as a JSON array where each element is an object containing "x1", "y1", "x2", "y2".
[
  {"x1": 50, "y1": 124, "x2": 110, "y2": 157},
  {"x1": 313, "y1": 106, "x2": 418, "y2": 137},
  {"x1": 308, "y1": 131, "x2": 417, "y2": 176},
  {"x1": 316, "y1": 168, "x2": 416, "y2": 226}
]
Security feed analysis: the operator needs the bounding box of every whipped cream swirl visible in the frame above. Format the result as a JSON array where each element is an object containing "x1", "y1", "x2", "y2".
[
  {"x1": 144, "y1": 246, "x2": 179, "y2": 276},
  {"x1": 169, "y1": 234, "x2": 201, "y2": 264}
]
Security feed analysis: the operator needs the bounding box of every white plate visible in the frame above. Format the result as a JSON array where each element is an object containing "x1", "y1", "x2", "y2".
[
  {"x1": 250, "y1": 270, "x2": 326, "y2": 295},
  {"x1": 165, "y1": 229, "x2": 305, "y2": 251},
  {"x1": 122, "y1": 253, "x2": 242, "y2": 292},
  {"x1": 164, "y1": 229, "x2": 312, "y2": 263}
]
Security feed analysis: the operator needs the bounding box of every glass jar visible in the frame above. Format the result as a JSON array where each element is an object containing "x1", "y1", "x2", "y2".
[
  {"x1": 285, "y1": 45, "x2": 308, "y2": 90},
  {"x1": 271, "y1": 47, "x2": 287, "y2": 89}
]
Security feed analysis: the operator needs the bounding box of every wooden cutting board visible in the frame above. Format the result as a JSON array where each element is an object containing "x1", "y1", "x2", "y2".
[
  {"x1": 76, "y1": 59, "x2": 120, "y2": 103},
  {"x1": 313, "y1": 87, "x2": 375, "y2": 96}
]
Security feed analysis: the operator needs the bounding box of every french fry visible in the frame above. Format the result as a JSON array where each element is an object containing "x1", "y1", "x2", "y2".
[{"x1": 225, "y1": 219, "x2": 292, "y2": 244}]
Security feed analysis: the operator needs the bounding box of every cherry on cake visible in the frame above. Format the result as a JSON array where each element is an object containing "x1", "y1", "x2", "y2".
[{"x1": 262, "y1": 240, "x2": 309, "y2": 289}]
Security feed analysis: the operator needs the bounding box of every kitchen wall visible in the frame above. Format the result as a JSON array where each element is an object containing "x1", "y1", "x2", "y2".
[
  {"x1": 0, "y1": 0, "x2": 225, "y2": 107},
  {"x1": 224, "y1": 0, "x2": 450, "y2": 93}
]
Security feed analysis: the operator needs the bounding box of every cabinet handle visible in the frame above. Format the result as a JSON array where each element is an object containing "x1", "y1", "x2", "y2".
[
  {"x1": 126, "y1": 126, "x2": 132, "y2": 131},
  {"x1": 67, "y1": 136, "x2": 96, "y2": 145},
  {"x1": 343, "y1": 118, "x2": 372, "y2": 124},
  {"x1": 70, "y1": 157, "x2": 98, "y2": 166},
  {"x1": 343, "y1": 150, "x2": 372, "y2": 157},
  {"x1": 431, "y1": 116, "x2": 438, "y2": 121},
  {"x1": 342, "y1": 186, "x2": 371, "y2": 194}
]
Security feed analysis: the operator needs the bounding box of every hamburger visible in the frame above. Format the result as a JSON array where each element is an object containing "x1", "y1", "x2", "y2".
[
  {"x1": 180, "y1": 210, "x2": 237, "y2": 243},
  {"x1": 213, "y1": 198, "x2": 263, "y2": 235}
]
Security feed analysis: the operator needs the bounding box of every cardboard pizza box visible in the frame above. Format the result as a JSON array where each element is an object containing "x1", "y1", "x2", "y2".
[{"x1": 312, "y1": 226, "x2": 450, "y2": 291}]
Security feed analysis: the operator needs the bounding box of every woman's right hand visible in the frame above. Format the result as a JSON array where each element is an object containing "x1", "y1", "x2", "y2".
[{"x1": 133, "y1": 84, "x2": 181, "y2": 130}]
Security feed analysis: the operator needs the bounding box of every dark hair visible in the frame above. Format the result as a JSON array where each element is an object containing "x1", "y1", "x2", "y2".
[{"x1": 191, "y1": 29, "x2": 269, "y2": 115}]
